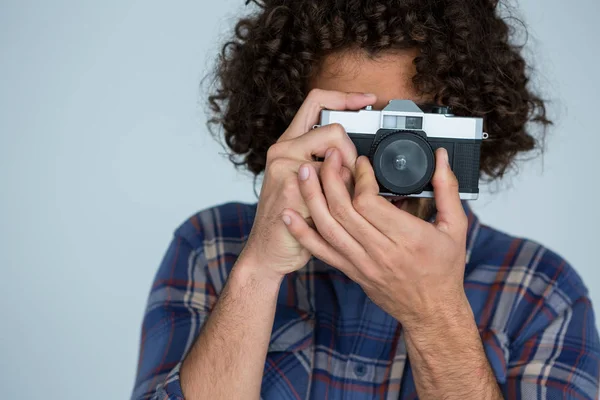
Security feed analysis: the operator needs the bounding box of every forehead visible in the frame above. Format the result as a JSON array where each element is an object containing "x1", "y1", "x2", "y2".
[{"x1": 309, "y1": 48, "x2": 424, "y2": 110}]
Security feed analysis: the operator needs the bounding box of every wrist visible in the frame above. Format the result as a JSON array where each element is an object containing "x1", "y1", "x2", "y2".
[
  {"x1": 401, "y1": 291, "x2": 500, "y2": 400},
  {"x1": 402, "y1": 290, "x2": 475, "y2": 338},
  {"x1": 233, "y1": 253, "x2": 286, "y2": 293}
]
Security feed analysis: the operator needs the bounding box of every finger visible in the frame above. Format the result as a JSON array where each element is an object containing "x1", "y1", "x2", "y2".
[
  {"x1": 352, "y1": 156, "x2": 424, "y2": 239},
  {"x1": 281, "y1": 208, "x2": 359, "y2": 279},
  {"x1": 266, "y1": 158, "x2": 351, "y2": 196},
  {"x1": 297, "y1": 163, "x2": 370, "y2": 263},
  {"x1": 320, "y1": 149, "x2": 392, "y2": 253},
  {"x1": 265, "y1": 157, "x2": 325, "y2": 177},
  {"x1": 263, "y1": 158, "x2": 325, "y2": 222},
  {"x1": 340, "y1": 166, "x2": 354, "y2": 196},
  {"x1": 279, "y1": 123, "x2": 358, "y2": 172},
  {"x1": 353, "y1": 155, "x2": 380, "y2": 198},
  {"x1": 279, "y1": 89, "x2": 377, "y2": 141},
  {"x1": 432, "y1": 148, "x2": 467, "y2": 236}
]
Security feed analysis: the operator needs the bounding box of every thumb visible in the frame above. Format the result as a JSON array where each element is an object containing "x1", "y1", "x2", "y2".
[{"x1": 432, "y1": 148, "x2": 467, "y2": 235}]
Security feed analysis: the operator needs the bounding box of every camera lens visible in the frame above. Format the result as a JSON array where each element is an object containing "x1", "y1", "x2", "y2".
[
  {"x1": 373, "y1": 132, "x2": 434, "y2": 195},
  {"x1": 393, "y1": 155, "x2": 408, "y2": 171},
  {"x1": 379, "y1": 139, "x2": 427, "y2": 187}
]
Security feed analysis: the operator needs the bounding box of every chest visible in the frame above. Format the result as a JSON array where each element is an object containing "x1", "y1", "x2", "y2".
[
  {"x1": 261, "y1": 276, "x2": 414, "y2": 399},
  {"x1": 259, "y1": 267, "x2": 510, "y2": 399}
]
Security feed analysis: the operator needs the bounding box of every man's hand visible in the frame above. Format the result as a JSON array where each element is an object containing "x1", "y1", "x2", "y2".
[
  {"x1": 180, "y1": 90, "x2": 379, "y2": 400},
  {"x1": 240, "y1": 90, "x2": 377, "y2": 281},
  {"x1": 281, "y1": 146, "x2": 468, "y2": 329},
  {"x1": 282, "y1": 146, "x2": 504, "y2": 399}
]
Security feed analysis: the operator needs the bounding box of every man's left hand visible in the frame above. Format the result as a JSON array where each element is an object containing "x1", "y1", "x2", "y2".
[{"x1": 281, "y1": 147, "x2": 469, "y2": 330}]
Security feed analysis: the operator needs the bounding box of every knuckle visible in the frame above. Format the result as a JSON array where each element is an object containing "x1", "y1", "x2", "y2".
[
  {"x1": 307, "y1": 88, "x2": 323, "y2": 100},
  {"x1": 302, "y1": 187, "x2": 319, "y2": 204},
  {"x1": 266, "y1": 157, "x2": 286, "y2": 178},
  {"x1": 330, "y1": 123, "x2": 347, "y2": 139},
  {"x1": 352, "y1": 195, "x2": 369, "y2": 214},
  {"x1": 268, "y1": 156, "x2": 285, "y2": 169},
  {"x1": 266, "y1": 144, "x2": 282, "y2": 163},
  {"x1": 265, "y1": 167, "x2": 278, "y2": 181},
  {"x1": 431, "y1": 171, "x2": 444, "y2": 186},
  {"x1": 319, "y1": 225, "x2": 337, "y2": 244},
  {"x1": 360, "y1": 264, "x2": 379, "y2": 282},
  {"x1": 329, "y1": 203, "x2": 349, "y2": 223},
  {"x1": 332, "y1": 125, "x2": 355, "y2": 159}
]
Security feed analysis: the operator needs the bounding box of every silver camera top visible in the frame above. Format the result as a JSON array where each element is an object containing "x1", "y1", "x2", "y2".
[{"x1": 318, "y1": 100, "x2": 485, "y2": 140}]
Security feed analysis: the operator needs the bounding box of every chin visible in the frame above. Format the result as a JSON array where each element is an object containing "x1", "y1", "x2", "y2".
[{"x1": 389, "y1": 197, "x2": 435, "y2": 221}]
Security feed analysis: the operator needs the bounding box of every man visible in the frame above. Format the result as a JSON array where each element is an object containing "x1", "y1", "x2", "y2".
[{"x1": 132, "y1": 0, "x2": 600, "y2": 398}]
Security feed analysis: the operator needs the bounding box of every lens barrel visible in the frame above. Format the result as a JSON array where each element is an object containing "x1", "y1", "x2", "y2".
[{"x1": 372, "y1": 132, "x2": 434, "y2": 195}]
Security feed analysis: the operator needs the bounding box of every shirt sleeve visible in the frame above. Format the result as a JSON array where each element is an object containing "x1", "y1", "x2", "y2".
[
  {"x1": 503, "y1": 295, "x2": 600, "y2": 399},
  {"x1": 131, "y1": 232, "x2": 217, "y2": 400}
]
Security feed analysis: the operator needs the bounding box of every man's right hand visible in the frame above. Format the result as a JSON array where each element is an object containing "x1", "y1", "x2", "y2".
[
  {"x1": 238, "y1": 89, "x2": 378, "y2": 279},
  {"x1": 179, "y1": 90, "x2": 376, "y2": 400}
]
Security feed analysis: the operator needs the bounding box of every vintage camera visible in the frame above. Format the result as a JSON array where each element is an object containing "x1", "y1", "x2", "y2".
[{"x1": 317, "y1": 100, "x2": 486, "y2": 200}]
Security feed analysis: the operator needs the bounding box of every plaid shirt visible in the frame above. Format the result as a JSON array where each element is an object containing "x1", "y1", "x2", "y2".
[{"x1": 132, "y1": 202, "x2": 600, "y2": 400}]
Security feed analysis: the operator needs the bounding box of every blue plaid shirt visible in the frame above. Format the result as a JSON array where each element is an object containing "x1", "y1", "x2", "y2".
[{"x1": 132, "y1": 202, "x2": 600, "y2": 399}]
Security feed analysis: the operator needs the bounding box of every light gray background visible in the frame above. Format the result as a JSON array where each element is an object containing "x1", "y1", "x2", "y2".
[{"x1": 1, "y1": 0, "x2": 598, "y2": 399}]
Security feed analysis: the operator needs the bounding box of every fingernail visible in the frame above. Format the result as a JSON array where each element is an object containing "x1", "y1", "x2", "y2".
[
  {"x1": 299, "y1": 165, "x2": 309, "y2": 181},
  {"x1": 325, "y1": 148, "x2": 334, "y2": 159},
  {"x1": 442, "y1": 148, "x2": 449, "y2": 166},
  {"x1": 362, "y1": 93, "x2": 376, "y2": 98},
  {"x1": 282, "y1": 214, "x2": 291, "y2": 225}
]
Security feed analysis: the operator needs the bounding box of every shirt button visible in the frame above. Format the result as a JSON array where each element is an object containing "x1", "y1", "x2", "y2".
[{"x1": 354, "y1": 363, "x2": 367, "y2": 377}]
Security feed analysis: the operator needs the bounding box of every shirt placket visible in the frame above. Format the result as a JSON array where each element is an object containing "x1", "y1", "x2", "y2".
[{"x1": 344, "y1": 297, "x2": 406, "y2": 399}]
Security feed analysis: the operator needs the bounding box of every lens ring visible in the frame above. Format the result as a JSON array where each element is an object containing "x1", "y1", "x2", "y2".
[{"x1": 372, "y1": 132, "x2": 434, "y2": 195}]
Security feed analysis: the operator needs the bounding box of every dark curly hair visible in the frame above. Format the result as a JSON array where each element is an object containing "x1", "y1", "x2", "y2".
[{"x1": 205, "y1": 0, "x2": 551, "y2": 180}]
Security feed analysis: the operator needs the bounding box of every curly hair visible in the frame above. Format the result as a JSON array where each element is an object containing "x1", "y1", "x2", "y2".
[{"x1": 205, "y1": 0, "x2": 551, "y2": 180}]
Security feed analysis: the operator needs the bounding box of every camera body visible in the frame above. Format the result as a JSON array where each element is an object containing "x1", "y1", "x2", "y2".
[{"x1": 317, "y1": 100, "x2": 485, "y2": 200}]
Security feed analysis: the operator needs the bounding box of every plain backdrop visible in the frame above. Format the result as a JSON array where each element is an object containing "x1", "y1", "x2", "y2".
[{"x1": 1, "y1": 0, "x2": 598, "y2": 398}]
